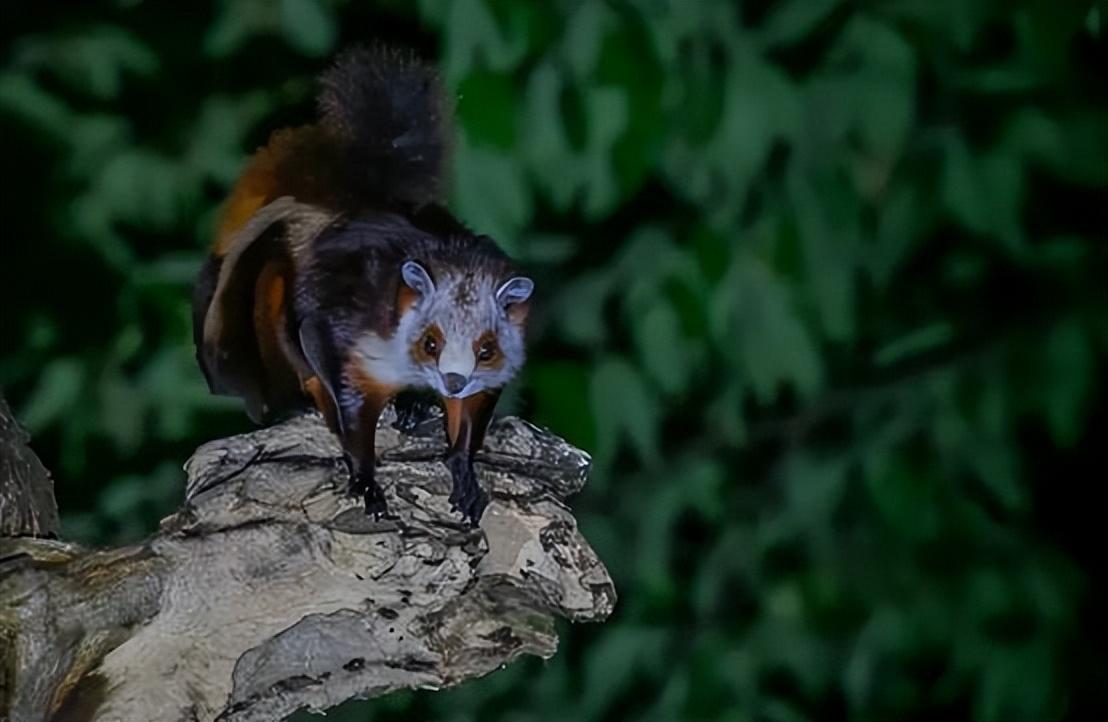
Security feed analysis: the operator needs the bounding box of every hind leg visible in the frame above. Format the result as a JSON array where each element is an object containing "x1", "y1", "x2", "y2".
[{"x1": 303, "y1": 375, "x2": 340, "y2": 432}]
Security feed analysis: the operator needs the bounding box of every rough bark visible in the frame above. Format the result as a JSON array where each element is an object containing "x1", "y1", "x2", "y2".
[
  {"x1": 0, "y1": 397, "x2": 59, "y2": 538},
  {"x1": 0, "y1": 409, "x2": 615, "y2": 722}
]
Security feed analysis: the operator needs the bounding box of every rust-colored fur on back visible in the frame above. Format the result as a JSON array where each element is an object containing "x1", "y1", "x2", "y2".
[{"x1": 213, "y1": 125, "x2": 343, "y2": 255}]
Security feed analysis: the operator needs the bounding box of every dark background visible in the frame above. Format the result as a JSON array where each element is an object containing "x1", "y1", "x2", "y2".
[{"x1": 1, "y1": 1, "x2": 1106, "y2": 720}]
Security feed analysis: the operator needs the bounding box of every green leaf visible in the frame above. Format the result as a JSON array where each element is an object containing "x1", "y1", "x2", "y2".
[
  {"x1": 633, "y1": 300, "x2": 692, "y2": 396},
  {"x1": 867, "y1": 181, "x2": 927, "y2": 287},
  {"x1": 550, "y1": 271, "x2": 613, "y2": 347},
  {"x1": 440, "y1": 0, "x2": 527, "y2": 85},
  {"x1": 579, "y1": 626, "x2": 668, "y2": 719},
  {"x1": 14, "y1": 25, "x2": 158, "y2": 100},
  {"x1": 596, "y1": 14, "x2": 665, "y2": 196},
  {"x1": 786, "y1": 168, "x2": 858, "y2": 342},
  {"x1": 714, "y1": 255, "x2": 823, "y2": 403},
  {"x1": 941, "y1": 136, "x2": 1025, "y2": 251},
  {"x1": 841, "y1": 18, "x2": 915, "y2": 157},
  {"x1": 974, "y1": 641, "x2": 1057, "y2": 722},
  {"x1": 666, "y1": 40, "x2": 799, "y2": 220},
  {"x1": 578, "y1": 85, "x2": 629, "y2": 218},
  {"x1": 188, "y1": 92, "x2": 278, "y2": 185},
  {"x1": 520, "y1": 61, "x2": 579, "y2": 210},
  {"x1": 456, "y1": 70, "x2": 518, "y2": 148},
  {"x1": 560, "y1": 1, "x2": 612, "y2": 80},
  {"x1": 0, "y1": 72, "x2": 75, "y2": 140},
  {"x1": 98, "y1": 370, "x2": 144, "y2": 454},
  {"x1": 1041, "y1": 320, "x2": 1094, "y2": 447},
  {"x1": 99, "y1": 476, "x2": 145, "y2": 521},
  {"x1": 757, "y1": 0, "x2": 842, "y2": 49},
  {"x1": 873, "y1": 323, "x2": 953, "y2": 367},
  {"x1": 706, "y1": 384, "x2": 747, "y2": 448},
  {"x1": 590, "y1": 356, "x2": 659, "y2": 472},
  {"x1": 279, "y1": 0, "x2": 337, "y2": 57},
  {"x1": 782, "y1": 454, "x2": 847, "y2": 529},
  {"x1": 528, "y1": 361, "x2": 595, "y2": 451},
  {"x1": 452, "y1": 134, "x2": 531, "y2": 245},
  {"x1": 19, "y1": 358, "x2": 85, "y2": 433},
  {"x1": 204, "y1": 0, "x2": 278, "y2": 58},
  {"x1": 92, "y1": 150, "x2": 189, "y2": 231},
  {"x1": 863, "y1": 452, "x2": 940, "y2": 540},
  {"x1": 1005, "y1": 107, "x2": 1108, "y2": 186},
  {"x1": 635, "y1": 459, "x2": 726, "y2": 602}
]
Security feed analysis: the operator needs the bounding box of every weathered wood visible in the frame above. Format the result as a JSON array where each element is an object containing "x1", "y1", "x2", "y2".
[
  {"x1": 0, "y1": 397, "x2": 59, "y2": 539},
  {"x1": 0, "y1": 409, "x2": 614, "y2": 722}
]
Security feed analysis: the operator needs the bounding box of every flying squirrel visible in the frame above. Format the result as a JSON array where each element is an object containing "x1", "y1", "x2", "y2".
[{"x1": 192, "y1": 45, "x2": 533, "y2": 526}]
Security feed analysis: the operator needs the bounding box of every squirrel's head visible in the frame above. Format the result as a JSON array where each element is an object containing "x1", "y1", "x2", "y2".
[{"x1": 397, "y1": 260, "x2": 533, "y2": 398}]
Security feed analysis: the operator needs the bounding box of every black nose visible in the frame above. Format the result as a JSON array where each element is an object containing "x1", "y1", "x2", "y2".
[{"x1": 444, "y1": 373, "x2": 467, "y2": 394}]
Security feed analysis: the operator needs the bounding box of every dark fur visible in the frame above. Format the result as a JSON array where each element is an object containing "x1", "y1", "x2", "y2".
[
  {"x1": 289, "y1": 214, "x2": 518, "y2": 524},
  {"x1": 292, "y1": 214, "x2": 516, "y2": 357},
  {"x1": 318, "y1": 44, "x2": 449, "y2": 207},
  {"x1": 194, "y1": 46, "x2": 526, "y2": 525},
  {"x1": 196, "y1": 221, "x2": 301, "y2": 423},
  {"x1": 191, "y1": 254, "x2": 222, "y2": 388}
]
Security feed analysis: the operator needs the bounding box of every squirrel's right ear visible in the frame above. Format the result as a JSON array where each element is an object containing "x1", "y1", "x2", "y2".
[
  {"x1": 401, "y1": 260, "x2": 435, "y2": 296},
  {"x1": 496, "y1": 276, "x2": 533, "y2": 324},
  {"x1": 496, "y1": 277, "x2": 533, "y2": 306}
]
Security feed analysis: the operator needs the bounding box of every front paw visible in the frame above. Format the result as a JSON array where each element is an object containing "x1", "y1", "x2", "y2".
[
  {"x1": 362, "y1": 479, "x2": 392, "y2": 520},
  {"x1": 445, "y1": 454, "x2": 488, "y2": 526},
  {"x1": 454, "y1": 484, "x2": 488, "y2": 527},
  {"x1": 346, "y1": 461, "x2": 392, "y2": 520}
]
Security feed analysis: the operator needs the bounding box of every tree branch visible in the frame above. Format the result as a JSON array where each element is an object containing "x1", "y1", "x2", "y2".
[
  {"x1": 0, "y1": 396, "x2": 59, "y2": 538},
  {"x1": 1, "y1": 410, "x2": 615, "y2": 722}
]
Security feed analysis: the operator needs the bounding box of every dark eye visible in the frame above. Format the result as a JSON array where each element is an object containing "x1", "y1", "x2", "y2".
[
  {"x1": 423, "y1": 334, "x2": 439, "y2": 356},
  {"x1": 477, "y1": 340, "x2": 497, "y2": 362}
]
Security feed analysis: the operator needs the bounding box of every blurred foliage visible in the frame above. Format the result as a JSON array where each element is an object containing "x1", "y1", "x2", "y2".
[{"x1": 1, "y1": 1, "x2": 1106, "y2": 720}]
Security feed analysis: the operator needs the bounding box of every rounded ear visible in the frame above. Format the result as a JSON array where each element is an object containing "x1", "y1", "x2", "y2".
[
  {"x1": 401, "y1": 260, "x2": 435, "y2": 296},
  {"x1": 495, "y1": 276, "x2": 534, "y2": 308}
]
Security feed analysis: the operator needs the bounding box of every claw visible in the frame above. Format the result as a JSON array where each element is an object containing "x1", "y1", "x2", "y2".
[
  {"x1": 348, "y1": 462, "x2": 392, "y2": 519},
  {"x1": 457, "y1": 486, "x2": 488, "y2": 526},
  {"x1": 363, "y1": 487, "x2": 392, "y2": 519},
  {"x1": 444, "y1": 453, "x2": 486, "y2": 527}
]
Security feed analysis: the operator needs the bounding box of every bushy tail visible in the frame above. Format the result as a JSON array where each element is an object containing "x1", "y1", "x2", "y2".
[{"x1": 318, "y1": 44, "x2": 449, "y2": 206}]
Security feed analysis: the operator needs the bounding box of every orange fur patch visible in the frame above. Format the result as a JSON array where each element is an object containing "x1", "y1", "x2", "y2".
[
  {"x1": 303, "y1": 375, "x2": 338, "y2": 432},
  {"x1": 507, "y1": 301, "x2": 530, "y2": 326},
  {"x1": 213, "y1": 125, "x2": 340, "y2": 256},
  {"x1": 251, "y1": 260, "x2": 303, "y2": 411},
  {"x1": 343, "y1": 360, "x2": 400, "y2": 458},
  {"x1": 444, "y1": 397, "x2": 464, "y2": 446},
  {"x1": 345, "y1": 360, "x2": 400, "y2": 404},
  {"x1": 444, "y1": 391, "x2": 500, "y2": 450}
]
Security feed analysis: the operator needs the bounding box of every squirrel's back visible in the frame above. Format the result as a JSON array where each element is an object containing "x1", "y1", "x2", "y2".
[{"x1": 214, "y1": 45, "x2": 450, "y2": 254}]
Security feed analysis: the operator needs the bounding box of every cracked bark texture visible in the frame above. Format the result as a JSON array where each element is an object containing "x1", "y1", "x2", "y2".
[
  {"x1": 0, "y1": 397, "x2": 59, "y2": 538},
  {"x1": 0, "y1": 409, "x2": 615, "y2": 722}
]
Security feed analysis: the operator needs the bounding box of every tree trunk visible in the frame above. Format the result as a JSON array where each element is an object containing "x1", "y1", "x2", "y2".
[{"x1": 0, "y1": 407, "x2": 615, "y2": 722}]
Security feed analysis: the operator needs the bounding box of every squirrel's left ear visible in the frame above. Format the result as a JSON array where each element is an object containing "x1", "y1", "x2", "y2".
[
  {"x1": 496, "y1": 276, "x2": 533, "y2": 323},
  {"x1": 401, "y1": 260, "x2": 436, "y2": 296}
]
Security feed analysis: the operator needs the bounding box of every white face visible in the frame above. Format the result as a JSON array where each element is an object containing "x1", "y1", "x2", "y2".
[{"x1": 353, "y1": 262, "x2": 532, "y2": 398}]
